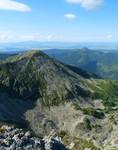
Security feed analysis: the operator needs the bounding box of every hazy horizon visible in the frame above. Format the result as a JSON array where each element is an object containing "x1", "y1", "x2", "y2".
[{"x1": 1, "y1": 41, "x2": 118, "y2": 52}]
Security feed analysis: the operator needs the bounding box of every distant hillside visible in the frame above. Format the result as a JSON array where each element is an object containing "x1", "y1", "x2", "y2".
[
  {"x1": 0, "y1": 53, "x2": 16, "y2": 60},
  {"x1": 0, "y1": 50, "x2": 118, "y2": 149},
  {"x1": 45, "y1": 48, "x2": 118, "y2": 80}
]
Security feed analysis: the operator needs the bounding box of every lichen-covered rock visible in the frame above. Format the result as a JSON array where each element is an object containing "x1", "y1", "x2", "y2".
[{"x1": 0, "y1": 125, "x2": 67, "y2": 150}]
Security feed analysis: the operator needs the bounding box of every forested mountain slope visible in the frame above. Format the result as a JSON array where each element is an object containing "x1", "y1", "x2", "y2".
[{"x1": 0, "y1": 50, "x2": 118, "y2": 149}]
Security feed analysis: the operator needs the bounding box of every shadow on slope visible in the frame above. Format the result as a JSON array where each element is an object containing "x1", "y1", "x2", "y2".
[{"x1": 0, "y1": 91, "x2": 36, "y2": 129}]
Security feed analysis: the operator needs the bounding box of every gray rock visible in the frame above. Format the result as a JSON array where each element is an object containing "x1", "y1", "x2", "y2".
[
  {"x1": 24, "y1": 131, "x2": 31, "y2": 138},
  {"x1": 0, "y1": 125, "x2": 67, "y2": 150}
]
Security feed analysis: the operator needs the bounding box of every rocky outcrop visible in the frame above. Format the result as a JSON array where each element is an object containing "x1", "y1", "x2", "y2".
[{"x1": 0, "y1": 125, "x2": 67, "y2": 150}]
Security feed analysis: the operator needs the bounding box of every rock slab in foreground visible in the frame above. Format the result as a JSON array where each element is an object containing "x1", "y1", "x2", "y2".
[{"x1": 0, "y1": 125, "x2": 67, "y2": 150}]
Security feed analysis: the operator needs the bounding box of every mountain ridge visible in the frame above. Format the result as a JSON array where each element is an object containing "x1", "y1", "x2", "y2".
[{"x1": 0, "y1": 50, "x2": 118, "y2": 149}]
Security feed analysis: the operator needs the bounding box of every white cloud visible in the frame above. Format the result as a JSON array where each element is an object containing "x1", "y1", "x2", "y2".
[
  {"x1": 0, "y1": 31, "x2": 14, "y2": 42},
  {"x1": 106, "y1": 34, "x2": 113, "y2": 39},
  {"x1": 0, "y1": 0, "x2": 31, "y2": 12},
  {"x1": 0, "y1": 32, "x2": 64, "y2": 42},
  {"x1": 20, "y1": 34, "x2": 57, "y2": 41},
  {"x1": 66, "y1": 0, "x2": 103, "y2": 10},
  {"x1": 64, "y1": 13, "x2": 77, "y2": 20}
]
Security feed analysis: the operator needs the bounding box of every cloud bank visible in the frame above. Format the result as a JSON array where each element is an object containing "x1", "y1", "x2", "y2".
[
  {"x1": 0, "y1": 0, "x2": 31, "y2": 12},
  {"x1": 66, "y1": 0, "x2": 103, "y2": 10}
]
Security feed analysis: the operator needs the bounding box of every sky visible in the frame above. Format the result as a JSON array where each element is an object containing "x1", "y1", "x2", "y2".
[{"x1": 0, "y1": 0, "x2": 117, "y2": 42}]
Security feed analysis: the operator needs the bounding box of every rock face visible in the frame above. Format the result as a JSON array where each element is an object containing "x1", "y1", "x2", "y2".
[
  {"x1": 0, "y1": 125, "x2": 67, "y2": 150},
  {"x1": 0, "y1": 50, "x2": 118, "y2": 149}
]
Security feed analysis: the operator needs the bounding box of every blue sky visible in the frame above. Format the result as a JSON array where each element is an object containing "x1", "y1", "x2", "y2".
[{"x1": 0, "y1": 0, "x2": 117, "y2": 42}]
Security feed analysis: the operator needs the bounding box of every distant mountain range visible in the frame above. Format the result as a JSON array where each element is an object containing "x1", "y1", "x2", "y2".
[
  {"x1": 1, "y1": 41, "x2": 118, "y2": 52},
  {"x1": 0, "y1": 50, "x2": 118, "y2": 149},
  {"x1": 44, "y1": 48, "x2": 118, "y2": 80}
]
